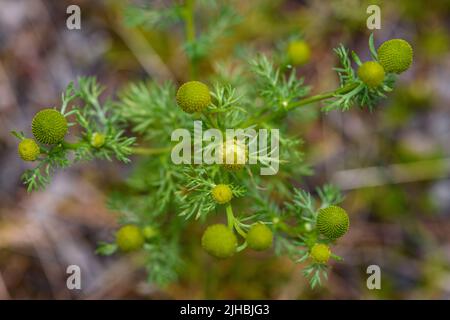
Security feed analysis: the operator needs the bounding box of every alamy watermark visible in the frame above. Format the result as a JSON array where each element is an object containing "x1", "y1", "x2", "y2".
[
  {"x1": 171, "y1": 121, "x2": 280, "y2": 175},
  {"x1": 366, "y1": 265, "x2": 381, "y2": 290},
  {"x1": 66, "y1": 5, "x2": 81, "y2": 30},
  {"x1": 66, "y1": 265, "x2": 81, "y2": 290},
  {"x1": 366, "y1": 5, "x2": 381, "y2": 30}
]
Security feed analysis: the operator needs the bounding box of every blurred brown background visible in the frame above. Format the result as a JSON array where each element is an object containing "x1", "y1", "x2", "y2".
[{"x1": 0, "y1": 0, "x2": 450, "y2": 299}]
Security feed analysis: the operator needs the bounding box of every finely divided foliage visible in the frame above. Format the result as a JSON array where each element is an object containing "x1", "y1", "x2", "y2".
[{"x1": 12, "y1": 1, "x2": 412, "y2": 288}]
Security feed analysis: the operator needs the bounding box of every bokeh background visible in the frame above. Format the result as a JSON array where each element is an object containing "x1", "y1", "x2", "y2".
[{"x1": 1, "y1": 0, "x2": 450, "y2": 299}]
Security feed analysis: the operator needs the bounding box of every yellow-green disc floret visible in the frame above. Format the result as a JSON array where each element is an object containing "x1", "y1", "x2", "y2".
[
  {"x1": 377, "y1": 39, "x2": 413, "y2": 74},
  {"x1": 18, "y1": 138, "x2": 40, "y2": 161},
  {"x1": 115, "y1": 225, "x2": 145, "y2": 252},
  {"x1": 287, "y1": 40, "x2": 311, "y2": 66},
  {"x1": 176, "y1": 81, "x2": 211, "y2": 113},
  {"x1": 31, "y1": 109, "x2": 68, "y2": 144},
  {"x1": 212, "y1": 184, "x2": 233, "y2": 204},
  {"x1": 201, "y1": 224, "x2": 237, "y2": 259},
  {"x1": 90, "y1": 132, "x2": 106, "y2": 148},
  {"x1": 317, "y1": 205, "x2": 349, "y2": 240},
  {"x1": 310, "y1": 243, "x2": 331, "y2": 264},
  {"x1": 357, "y1": 61, "x2": 385, "y2": 88},
  {"x1": 246, "y1": 223, "x2": 273, "y2": 251}
]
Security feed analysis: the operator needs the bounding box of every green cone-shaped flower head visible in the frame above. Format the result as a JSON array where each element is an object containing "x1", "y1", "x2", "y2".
[
  {"x1": 357, "y1": 61, "x2": 385, "y2": 88},
  {"x1": 115, "y1": 225, "x2": 145, "y2": 252},
  {"x1": 377, "y1": 39, "x2": 413, "y2": 74},
  {"x1": 310, "y1": 243, "x2": 331, "y2": 264},
  {"x1": 18, "y1": 138, "x2": 40, "y2": 161},
  {"x1": 176, "y1": 81, "x2": 211, "y2": 113},
  {"x1": 90, "y1": 132, "x2": 106, "y2": 148},
  {"x1": 32, "y1": 109, "x2": 68, "y2": 144},
  {"x1": 316, "y1": 205, "x2": 349, "y2": 240},
  {"x1": 201, "y1": 224, "x2": 237, "y2": 259},
  {"x1": 212, "y1": 184, "x2": 233, "y2": 204},
  {"x1": 246, "y1": 223, "x2": 273, "y2": 251},
  {"x1": 287, "y1": 40, "x2": 311, "y2": 66}
]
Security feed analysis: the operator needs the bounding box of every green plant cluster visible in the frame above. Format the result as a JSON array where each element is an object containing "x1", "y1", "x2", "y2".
[
  {"x1": 12, "y1": 1, "x2": 413, "y2": 289},
  {"x1": 12, "y1": 78, "x2": 136, "y2": 192}
]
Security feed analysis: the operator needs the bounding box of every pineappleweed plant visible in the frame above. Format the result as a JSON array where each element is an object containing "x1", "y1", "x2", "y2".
[{"x1": 11, "y1": 1, "x2": 413, "y2": 289}]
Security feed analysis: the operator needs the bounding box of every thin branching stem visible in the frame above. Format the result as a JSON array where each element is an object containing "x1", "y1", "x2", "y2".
[
  {"x1": 287, "y1": 82, "x2": 359, "y2": 111},
  {"x1": 131, "y1": 146, "x2": 172, "y2": 155},
  {"x1": 62, "y1": 140, "x2": 84, "y2": 150},
  {"x1": 242, "y1": 82, "x2": 359, "y2": 127},
  {"x1": 226, "y1": 203, "x2": 234, "y2": 230},
  {"x1": 234, "y1": 222, "x2": 247, "y2": 239},
  {"x1": 226, "y1": 203, "x2": 247, "y2": 238}
]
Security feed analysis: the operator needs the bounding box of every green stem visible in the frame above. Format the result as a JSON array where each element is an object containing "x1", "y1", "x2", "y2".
[
  {"x1": 184, "y1": 0, "x2": 197, "y2": 79},
  {"x1": 292, "y1": 83, "x2": 359, "y2": 110},
  {"x1": 242, "y1": 82, "x2": 359, "y2": 128},
  {"x1": 62, "y1": 140, "x2": 171, "y2": 156},
  {"x1": 236, "y1": 242, "x2": 248, "y2": 252},
  {"x1": 234, "y1": 220, "x2": 247, "y2": 239},
  {"x1": 62, "y1": 140, "x2": 84, "y2": 150},
  {"x1": 226, "y1": 203, "x2": 247, "y2": 238},
  {"x1": 131, "y1": 146, "x2": 171, "y2": 155},
  {"x1": 226, "y1": 203, "x2": 234, "y2": 230}
]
